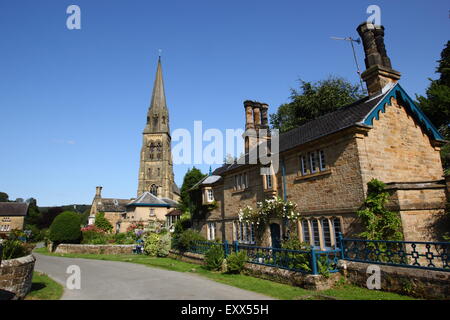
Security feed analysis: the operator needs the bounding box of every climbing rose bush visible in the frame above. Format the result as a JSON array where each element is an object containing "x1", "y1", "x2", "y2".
[{"x1": 238, "y1": 196, "x2": 301, "y2": 225}]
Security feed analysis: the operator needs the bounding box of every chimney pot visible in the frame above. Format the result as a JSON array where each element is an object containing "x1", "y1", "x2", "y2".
[
  {"x1": 357, "y1": 22, "x2": 401, "y2": 96},
  {"x1": 95, "y1": 186, "x2": 103, "y2": 198}
]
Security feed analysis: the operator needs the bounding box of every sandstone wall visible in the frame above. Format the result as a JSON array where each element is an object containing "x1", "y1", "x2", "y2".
[
  {"x1": 339, "y1": 260, "x2": 450, "y2": 299},
  {"x1": 52, "y1": 244, "x2": 135, "y2": 255},
  {"x1": 0, "y1": 254, "x2": 35, "y2": 299},
  {"x1": 356, "y1": 97, "x2": 444, "y2": 187}
]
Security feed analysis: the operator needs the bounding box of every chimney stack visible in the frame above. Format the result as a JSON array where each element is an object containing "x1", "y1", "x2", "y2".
[
  {"x1": 95, "y1": 186, "x2": 102, "y2": 198},
  {"x1": 357, "y1": 22, "x2": 401, "y2": 96},
  {"x1": 243, "y1": 100, "x2": 270, "y2": 157}
]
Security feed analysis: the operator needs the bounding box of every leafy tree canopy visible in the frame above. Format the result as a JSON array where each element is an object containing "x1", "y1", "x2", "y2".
[
  {"x1": 49, "y1": 211, "x2": 82, "y2": 244},
  {"x1": 0, "y1": 192, "x2": 9, "y2": 202},
  {"x1": 179, "y1": 167, "x2": 207, "y2": 213},
  {"x1": 270, "y1": 76, "x2": 363, "y2": 133},
  {"x1": 416, "y1": 41, "x2": 450, "y2": 171}
]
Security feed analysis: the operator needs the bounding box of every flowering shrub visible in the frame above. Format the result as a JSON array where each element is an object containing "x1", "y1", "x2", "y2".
[
  {"x1": 238, "y1": 196, "x2": 301, "y2": 226},
  {"x1": 127, "y1": 222, "x2": 145, "y2": 232},
  {"x1": 81, "y1": 225, "x2": 105, "y2": 233},
  {"x1": 143, "y1": 232, "x2": 171, "y2": 257}
]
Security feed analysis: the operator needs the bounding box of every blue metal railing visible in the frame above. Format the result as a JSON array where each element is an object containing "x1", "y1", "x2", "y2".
[
  {"x1": 188, "y1": 240, "x2": 339, "y2": 275},
  {"x1": 337, "y1": 233, "x2": 450, "y2": 272},
  {"x1": 187, "y1": 235, "x2": 450, "y2": 274},
  {"x1": 189, "y1": 240, "x2": 224, "y2": 255}
]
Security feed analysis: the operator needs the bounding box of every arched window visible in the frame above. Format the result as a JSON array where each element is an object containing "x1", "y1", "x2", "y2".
[
  {"x1": 150, "y1": 184, "x2": 158, "y2": 196},
  {"x1": 147, "y1": 168, "x2": 152, "y2": 178},
  {"x1": 157, "y1": 168, "x2": 160, "y2": 176}
]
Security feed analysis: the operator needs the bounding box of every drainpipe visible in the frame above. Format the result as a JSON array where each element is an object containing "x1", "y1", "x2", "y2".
[
  {"x1": 281, "y1": 158, "x2": 287, "y2": 201},
  {"x1": 281, "y1": 158, "x2": 289, "y2": 238}
]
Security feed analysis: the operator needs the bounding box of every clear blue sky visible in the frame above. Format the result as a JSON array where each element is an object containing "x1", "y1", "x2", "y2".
[{"x1": 0, "y1": 1, "x2": 448, "y2": 206}]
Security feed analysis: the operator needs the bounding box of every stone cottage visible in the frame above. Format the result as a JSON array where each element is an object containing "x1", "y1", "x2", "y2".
[
  {"x1": 0, "y1": 202, "x2": 28, "y2": 235},
  {"x1": 191, "y1": 22, "x2": 448, "y2": 248}
]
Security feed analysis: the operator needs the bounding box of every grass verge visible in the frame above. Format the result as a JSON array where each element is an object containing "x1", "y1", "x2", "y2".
[
  {"x1": 33, "y1": 247, "x2": 415, "y2": 300},
  {"x1": 25, "y1": 271, "x2": 64, "y2": 300}
]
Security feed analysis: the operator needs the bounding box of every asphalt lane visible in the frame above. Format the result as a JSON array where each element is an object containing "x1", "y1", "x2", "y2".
[{"x1": 34, "y1": 253, "x2": 274, "y2": 300}]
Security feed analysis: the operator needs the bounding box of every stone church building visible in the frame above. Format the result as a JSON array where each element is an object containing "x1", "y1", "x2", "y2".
[
  {"x1": 192, "y1": 22, "x2": 448, "y2": 249},
  {"x1": 89, "y1": 58, "x2": 180, "y2": 233}
]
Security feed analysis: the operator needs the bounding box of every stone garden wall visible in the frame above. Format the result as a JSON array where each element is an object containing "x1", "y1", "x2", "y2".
[
  {"x1": 50, "y1": 243, "x2": 135, "y2": 255},
  {"x1": 168, "y1": 250, "x2": 450, "y2": 298},
  {"x1": 0, "y1": 254, "x2": 35, "y2": 299},
  {"x1": 339, "y1": 260, "x2": 450, "y2": 299},
  {"x1": 168, "y1": 249, "x2": 340, "y2": 290}
]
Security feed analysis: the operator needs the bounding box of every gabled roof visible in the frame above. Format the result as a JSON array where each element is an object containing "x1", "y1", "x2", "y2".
[
  {"x1": 127, "y1": 192, "x2": 173, "y2": 207},
  {"x1": 0, "y1": 202, "x2": 29, "y2": 216},
  {"x1": 213, "y1": 83, "x2": 444, "y2": 175},
  {"x1": 96, "y1": 199, "x2": 129, "y2": 212},
  {"x1": 361, "y1": 83, "x2": 444, "y2": 141}
]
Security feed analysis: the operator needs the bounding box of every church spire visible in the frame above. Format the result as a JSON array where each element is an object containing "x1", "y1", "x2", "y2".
[{"x1": 145, "y1": 57, "x2": 169, "y2": 133}]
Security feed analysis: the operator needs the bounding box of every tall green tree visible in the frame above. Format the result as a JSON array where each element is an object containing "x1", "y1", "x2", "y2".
[
  {"x1": 0, "y1": 192, "x2": 9, "y2": 202},
  {"x1": 25, "y1": 198, "x2": 41, "y2": 226},
  {"x1": 270, "y1": 76, "x2": 363, "y2": 133},
  {"x1": 179, "y1": 167, "x2": 207, "y2": 214},
  {"x1": 416, "y1": 41, "x2": 450, "y2": 171}
]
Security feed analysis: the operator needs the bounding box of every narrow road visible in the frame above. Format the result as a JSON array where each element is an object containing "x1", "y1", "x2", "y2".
[{"x1": 34, "y1": 254, "x2": 274, "y2": 300}]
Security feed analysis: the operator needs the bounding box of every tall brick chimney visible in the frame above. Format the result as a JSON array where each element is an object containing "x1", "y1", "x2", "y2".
[
  {"x1": 357, "y1": 22, "x2": 401, "y2": 96},
  {"x1": 243, "y1": 100, "x2": 270, "y2": 157},
  {"x1": 95, "y1": 186, "x2": 102, "y2": 198}
]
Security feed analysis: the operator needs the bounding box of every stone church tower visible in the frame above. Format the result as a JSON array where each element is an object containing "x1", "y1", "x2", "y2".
[{"x1": 137, "y1": 57, "x2": 179, "y2": 200}]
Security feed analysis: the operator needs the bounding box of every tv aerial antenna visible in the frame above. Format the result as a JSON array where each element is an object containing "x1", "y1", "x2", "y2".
[{"x1": 331, "y1": 36, "x2": 366, "y2": 94}]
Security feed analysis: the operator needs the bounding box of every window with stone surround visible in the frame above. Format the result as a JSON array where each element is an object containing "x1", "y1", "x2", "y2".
[
  {"x1": 299, "y1": 150, "x2": 327, "y2": 176},
  {"x1": 309, "y1": 152, "x2": 318, "y2": 173},
  {"x1": 207, "y1": 222, "x2": 216, "y2": 241},
  {"x1": 234, "y1": 221, "x2": 255, "y2": 244},
  {"x1": 319, "y1": 150, "x2": 326, "y2": 171},
  {"x1": 300, "y1": 217, "x2": 343, "y2": 250},
  {"x1": 233, "y1": 172, "x2": 249, "y2": 191},
  {"x1": 300, "y1": 155, "x2": 308, "y2": 175},
  {"x1": 207, "y1": 189, "x2": 214, "y2": 202}
]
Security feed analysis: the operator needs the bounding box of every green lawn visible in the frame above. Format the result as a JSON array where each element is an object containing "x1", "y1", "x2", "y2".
[
  {"x1": 25, "y1": 271, "x2": 64, "y2": 300},
  {"x1": 33, "y1": 247, "x2": 415, "y2": 300}
]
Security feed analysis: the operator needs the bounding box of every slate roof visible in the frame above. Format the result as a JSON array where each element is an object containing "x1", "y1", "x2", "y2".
[
  {"x1": 189, "y1": 175, "x2": 222, "y2": 191},
  {"x1": 127, "y1": 192, "x2": 177, "y2": 207},
  {"x1": 172, "y1": 183, "x2": 181, "y2": 195},
  {"x1": 278, "y1": 93, "x2": 386, "y2": 153},
  {"x1": 0, "y1": 202, "x2": 29, "y2": 216},
  {"x1": 212, "y1": 90, "x2": 388, "y2": 175},
  {"x1": 96, "y1": 199, "x2": 130, "y2": 212},
  {"x1": 161, "y1": 197, "x2": 179, "y2": 207}
]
